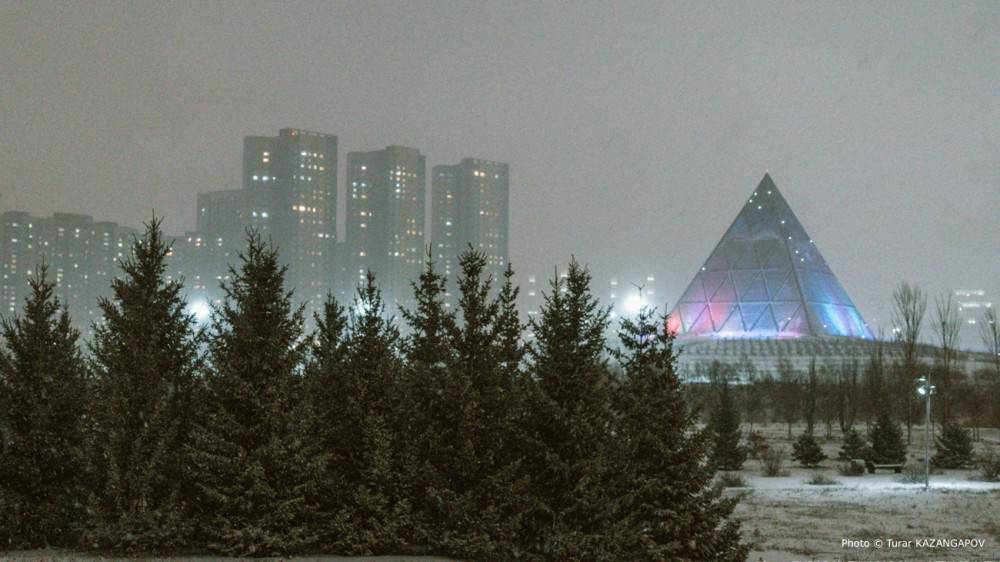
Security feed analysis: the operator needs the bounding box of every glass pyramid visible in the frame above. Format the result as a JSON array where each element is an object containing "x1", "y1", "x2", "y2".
[{"x1": 667, "y1": 174, "x2": 873, "y2": 340}]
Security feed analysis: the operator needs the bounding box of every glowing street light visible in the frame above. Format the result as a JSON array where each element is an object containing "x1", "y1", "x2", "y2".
[{"x1": 916, "y1": 376, "x2": 936, "y2": 490}]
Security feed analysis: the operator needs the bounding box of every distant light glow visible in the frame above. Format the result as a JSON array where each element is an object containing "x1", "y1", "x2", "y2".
[
  {"x1": 189, "y1": 301, "x2": 211, "y2": 324},
  {"x1": 624, "y1": 293, "x2": 643, "y2": 315}
]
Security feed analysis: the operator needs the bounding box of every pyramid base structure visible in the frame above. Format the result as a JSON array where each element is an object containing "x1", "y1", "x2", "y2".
[{"x1": 672, "y1": 336, "x2": 994, "y2": 381}]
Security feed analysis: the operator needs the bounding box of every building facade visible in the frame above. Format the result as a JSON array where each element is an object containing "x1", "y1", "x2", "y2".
[
  {"x1": 431, "y1": 158, "x2": 509, "y2": 310},
  {"x1": 242, "y1": 128, "x2": 337, "y2": 309},
  {"x1": 345, "y1": 145, "x2": 426, "y2": 309},
  {"x1": 0, "y1": 211, "x2": 135, "y2": 336}
]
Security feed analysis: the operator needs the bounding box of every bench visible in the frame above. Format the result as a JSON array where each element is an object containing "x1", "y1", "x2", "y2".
[{"x1": 865, "y1": 461, "x2": 903, "y2": 474}]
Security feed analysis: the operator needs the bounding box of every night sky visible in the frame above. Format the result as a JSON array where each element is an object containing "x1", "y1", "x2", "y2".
[{"x1": 2, "y1": 1, "x2": 998, "y2": 336}]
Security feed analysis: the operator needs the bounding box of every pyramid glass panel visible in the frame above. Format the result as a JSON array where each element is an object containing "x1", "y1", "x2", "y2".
[
  {"x1": 741, "y1": 275, "x2": 770, "y2": 303},
  {"x1": 669, "y1": 174, "x2": 873, "y2": 340},
  {"x1": 739, "y1": 303, "x2": 769, "y2": 331}
]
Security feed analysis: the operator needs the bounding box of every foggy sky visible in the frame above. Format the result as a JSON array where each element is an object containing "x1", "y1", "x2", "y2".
[{"x1": 2, "y1": 1, "x2": 998, "y2": 337}]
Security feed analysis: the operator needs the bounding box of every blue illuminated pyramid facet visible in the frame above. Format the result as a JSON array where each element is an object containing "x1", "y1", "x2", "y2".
[{"x1": 668, "y1": 174, "x2": 873, "y2": 339}]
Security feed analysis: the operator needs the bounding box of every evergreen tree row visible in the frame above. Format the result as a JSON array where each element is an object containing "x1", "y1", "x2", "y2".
[{"x1": 0, "y1": 219, "x2": 747, "y2": 561}]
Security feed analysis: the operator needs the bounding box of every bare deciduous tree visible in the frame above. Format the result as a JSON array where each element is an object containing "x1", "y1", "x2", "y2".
[
  {"x1": 803, "y1": 358, "x2": 818, "y2": 435},
  {"x1": 980, "y1": 307, "x2": 1000, "y2": 429},
  {"x1": 775, "y1": 354, "x2": 801, "y2": 438},
  {"x1": 981, "y1": 307, "x2": 1000, "y2": 380},
  {"x1": 737, "y1": 355, "x2": 766, "y2": 435},
  {"x1": 863, "y1": 335, "x2": 889, "y2": 432},
  {"x1": 932, "y1": 292, "x2": 961, "y2": 423},
  {"x1": 891, "y1": 281, "x2": 926, "y2": 444},
  {"x1": 835, "y1": 355, "x2": 861, "y2": 434}
]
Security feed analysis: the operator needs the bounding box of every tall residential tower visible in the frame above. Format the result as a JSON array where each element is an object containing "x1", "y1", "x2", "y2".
[
  {"x1": 241, "y1": 128, "x2": 337, "y2": 309},
  {"x1": 432, "y1": 158, "x2": 509, "y2": 309},
  {"x1": 345, "y1": 145, "x2": 426, "y2": 309}
]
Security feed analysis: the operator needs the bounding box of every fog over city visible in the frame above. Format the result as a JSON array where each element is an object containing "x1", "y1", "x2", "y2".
[{"x1": 2, "y1": 1, "x2": 999, "y2": 334}]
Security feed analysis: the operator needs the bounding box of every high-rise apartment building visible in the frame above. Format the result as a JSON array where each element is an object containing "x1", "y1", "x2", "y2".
[
  {"x1": 0, "y1": 211, "x2": 38, "y2": 317},
  {"x1": 956, "y1": 289, "x2": 994, "y2": 350},
  {"x1": 197, "y1": 189, "x2": 244, "y2": 243},
  {"x1": 431, "y1": 158, "x2": 509, "y2": 309},
  {"x1": 181, "y1": 189, "x2": 245, "y2": 308},
  {"x1": 242, "y1": 128, "x2": 337, "y2": 309},
  {"x1": 345, "y1": 145, "x2": 426, "y2": 309},
  {"x1": 0, "y1": 211, "x2": 134, "y2": 336}
]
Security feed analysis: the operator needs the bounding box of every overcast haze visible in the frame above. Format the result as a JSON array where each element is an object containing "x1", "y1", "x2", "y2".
[{"x1": 2, "y1": 1, "x2": 998, "y2": 337}]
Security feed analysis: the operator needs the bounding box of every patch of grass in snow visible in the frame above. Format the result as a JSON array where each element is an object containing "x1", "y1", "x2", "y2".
[
  {"x1": 716, "y1": 471, "x2": 750, "y2": 488},
  {"x1": 893, "y1": 465, "x2": 926, "y2": 484},
  {"x1": 804, "y1": 472, "x2": 840, "y2": 486}
]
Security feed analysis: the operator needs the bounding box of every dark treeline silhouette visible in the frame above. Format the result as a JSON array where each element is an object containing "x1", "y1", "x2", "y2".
[
  {"x1": 692, "y1": 336, "x2": 999, "y2": 443},
  {"x1": 0, "y1": 219, "x2": 748, "y2": 561}
]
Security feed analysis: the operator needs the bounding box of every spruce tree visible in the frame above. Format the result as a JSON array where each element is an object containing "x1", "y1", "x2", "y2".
[
  {"x1": 0, "y1": 265, "x2": 88, "y2": 548},
  {"x1": 398, "y1": 255, "x2": 463, "y2": 551},
  {"x1": 932, "y1": 421, "x2": 974, "y2": 469},
  {"x1": 493, "y1": 263, "x2": 526, "y2": 386},
  {"x1": 186, "y1": 232, "x2": 319, "y2": 556},
  {"x1": 868, "y1": 409, "x2": 907, "y2": 465},
  {"x1": 838, "y1": 427, "x2": 869, "y2": 461},
  {"x1": 522, "y1": 258, "x2": 614, "y2": 557},
  {"x1": 88, "y1": 217, "x2": 202, "y2": 550},
  {"x1": 301, "y1": 294, "x2": 349, "y2": 545},
  {"x1": 400, "y1": 250, "x2": 528, "y2": 559},
  {"x1": 485, "y1": 261, "x2": 530, "y2": 554},
  {"x1": 443, "y1": 250, "x2": 528, "y2": 558},
  {"x1": 609, "y1": 305, "x2": 747, "y2": 561},
  {"x1": 329, "y1": 273, "x2": 411, "y2": 555},
  {"x1": 792, "y1": 432, "x2": 827, "y2": 467},
  {"x1": 708, "y1": 381, "x2": 747, "y2": 471}
]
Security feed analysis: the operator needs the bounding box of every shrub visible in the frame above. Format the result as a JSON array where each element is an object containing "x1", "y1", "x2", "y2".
[
  {"x1": 761, "y1": 447, "x2": 787, "y2": 477},
  {"x1": 792, "y1": 433, "x2": 827, "y2": 468},
  {"x1": 836, "y1": 460, "x2": 866, "y2": 477},
  {"x1": 805, "y1": 472, "x2": 839, "y2": 485},
  {"x1": 976, "y1": 446, "x2": 1000, "y2": 482},
  {"x1": 716, "y1": 471, "x2": 749, "y2": 488},
  {"x1": 838, "y1": 428, "x2": 869, "y2": 461},
  {"x1": 745, "y1": 431, "x2": 770, "y2": 460},
  {"x1": 894, "y1": 465, "x2": 926, "y2": 484},
  {"x1": 932, "y1": 421, "x2": 974, "y2": 469}
]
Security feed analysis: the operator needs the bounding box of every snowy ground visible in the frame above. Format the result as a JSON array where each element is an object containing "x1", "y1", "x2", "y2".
[
  {"x1": 737, "y1": 468, "x2": 1000, "y2": 561},
  {"x1": 739, "y1": 424, "x2": 1000, "y2": 561}
]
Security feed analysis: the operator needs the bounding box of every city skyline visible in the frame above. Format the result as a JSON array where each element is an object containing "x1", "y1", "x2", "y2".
[
  {"x1": 2, "y1": 2, "x2": 999, "y2": 340},
  {"x1": 0, "y1": 125, "x2": 514, "y2": 336}
]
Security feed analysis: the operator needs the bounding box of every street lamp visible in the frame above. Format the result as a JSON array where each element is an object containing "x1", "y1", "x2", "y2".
[{"x1": 916, "y1": 376, "x2": 936, "y2": 490}]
